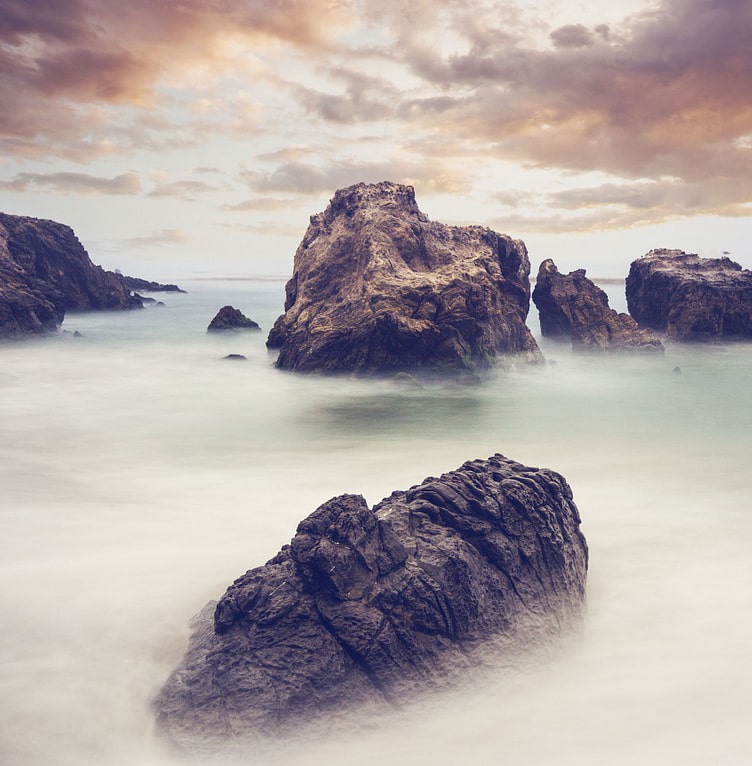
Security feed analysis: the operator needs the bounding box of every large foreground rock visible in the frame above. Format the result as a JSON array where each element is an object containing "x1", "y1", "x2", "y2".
[
  {"x1": 626, "y1": 249, "x2": 752, "y2": 341},
  {"x1": 267, "y1": 182, "x2": 541, "y2": 374},
  {"x1": 0, "y1": 213, "x2": 142, "y2": 338},
  {"x1": 154, "y1": 454, "x2": 588, "y2": 752},
  {"x1": 533, "y1": 259, "x2": 663, "y2": 352}
]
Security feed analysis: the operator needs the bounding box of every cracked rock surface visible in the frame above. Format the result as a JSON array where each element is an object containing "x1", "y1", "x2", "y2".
[
  {"x1": 154, "y1": 454, "x2": 588, "y2": 751},
  {"x1": 266, "y1": 182, "x2": 542, "y2": 374}
]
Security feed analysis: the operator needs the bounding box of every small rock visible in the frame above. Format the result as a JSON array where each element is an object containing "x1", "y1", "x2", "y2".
[{"x1": 207, "y1": 306, "x2": 261, "y2": 332}]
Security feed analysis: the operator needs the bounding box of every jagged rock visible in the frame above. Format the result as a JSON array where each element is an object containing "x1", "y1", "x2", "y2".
[
  {"x1": 626, "y1": 249, "x2": 752, "y2": 341},
  {"x1": 121, "y1": 275, "x2": 185, "y2": 293},
  {"x1": 154, "y1": 454, "x2": 588, "y2": 751},
  {"x1": 266, "y1": 182, "x2": 542, "y2": 374},
  {"x1": 207, "y1": 306, "x2": 261, "y2": 332},
  {"x1": 532, "y1": 259, "x2": 663, "y2": 352},
  {"x1": 0, "y1": 213, "x2": 142, "y2": 338}
]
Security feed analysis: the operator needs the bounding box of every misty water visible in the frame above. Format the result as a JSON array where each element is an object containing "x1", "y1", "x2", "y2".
[{"x1": 1, "y1": 278, "x2": 751, "y2": 766}]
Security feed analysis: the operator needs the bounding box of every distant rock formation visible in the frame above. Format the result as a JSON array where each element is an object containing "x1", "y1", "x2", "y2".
[
  {"x1": 121, "y1": 275, "x2": 185, "y2": 293},
  {"x1": 266, "y1": 182, "x2": 541, "y2": 374},
  {"x1": 532, "y1": 259, "x2": 663, "y2": 352},
  {"x1": 207, "y1": 305, "x2": 260, "y2": 332},
  {"x1": 626, "y1": 249, "x2": 752, "y2": 341},
  {"x1": 154, "y1": 454, "x2": 588, "y2": 751},
  {"x1": 0, "y1": 213, "x2": 143, "y2": 338}
]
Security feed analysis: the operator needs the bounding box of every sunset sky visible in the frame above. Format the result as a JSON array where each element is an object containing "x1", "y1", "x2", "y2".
[{"x1": 1, "y1": 0, "x2": 750, "y2": 279}]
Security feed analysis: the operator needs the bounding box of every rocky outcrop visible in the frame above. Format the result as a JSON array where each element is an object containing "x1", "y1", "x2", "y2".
[
  {"x1": 121, "y1": 275, "x2": 185, "y2": 293},
  {"x1": 266, "y1": 182, "x2": 541, "y2": 374},
  {"x1": 154, "y1": 454, "x2": 588, "y2": 751},
  {"x1": 532, "y1": 259, "x2": 663, "y2": 352},
  {"x1": 0, "y1": 213, "x2": 142, "y2": 338},
  {"x1": 207, "y1": 306, "x2": 260, "y2": 332},
  {"x1": 626, "y1": 249, "x2": 752, "y2": 341}
]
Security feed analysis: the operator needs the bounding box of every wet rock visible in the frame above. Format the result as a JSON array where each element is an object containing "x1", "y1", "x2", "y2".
[
  {"x1": 266, "y1": 182, "x2": 541, "y2": 375},
  {"x1": 0, "y1": 213, "x2": 147, "y2": 338},
  {"x1": 207, "y1": 306, "x2": 261, "y2": 332},
  {"x1": 532, "y1": 259, "x2": 663, "y2": 352},
  {"x1": 222, "y1": 353, "x2": 247, "y2": 360},
  {"x1": 626, "y1": 249, "x2": 752, "y2": 341},
  {"x1": 154, "y1": 454, "x2": 588, "y2": 751}
]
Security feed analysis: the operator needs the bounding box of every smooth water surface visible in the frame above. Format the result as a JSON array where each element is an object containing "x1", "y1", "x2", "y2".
[{"x1": 1, "y1": 279, "x2": 750, "y2": 765}]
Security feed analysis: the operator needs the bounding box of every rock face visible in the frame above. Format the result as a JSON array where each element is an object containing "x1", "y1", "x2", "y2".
[
  {"x1": 0, "y1": 213, "x2": 142, "y2": 338},
  {"x1": 207, "y1": 305, "x2": 260, "y2": 332},
  {"x1": 626, "y1": 249, "x2": 752, "y2": 341},
  {"x1": 266, "y1": 182, "x2": 541, "y2": 374},
  {"x1": 532, "y1": 259, "x2": 663, "y2": 352},
  {"x1": 155, "y1": 454, "x2": 588, "y2": 751}
]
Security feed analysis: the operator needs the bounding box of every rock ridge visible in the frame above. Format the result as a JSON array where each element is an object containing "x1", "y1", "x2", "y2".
[
  {"x1": 154, "y1": 453, "x2": 588, "y2": 751},
  {"x1": 267, "y1": 182, "x2": 542, "y2": 374}
]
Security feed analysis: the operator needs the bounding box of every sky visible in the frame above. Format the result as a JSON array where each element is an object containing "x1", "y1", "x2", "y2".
[{"x1": 1, "y1": 0, "x2": 751, "y2": 280}]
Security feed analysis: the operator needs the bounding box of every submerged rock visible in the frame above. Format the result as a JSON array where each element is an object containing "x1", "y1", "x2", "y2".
[
  {"x1": 154, "y1": 454, "x2": 588, "y2": 751},
  {"x1": 266, "y1": 182, "x2": 541, "y2": 374},
  {"x1": 532, "y1": 259, "x2": 663, "y2": 352},
  {"x1": 626, "y1": 249, "x2": 752, "y2": 341},
  {"x1": 207, "y1": 306, "x2": 261, "y2": 332},
  {"x1": 0, "y1": 213, "x2": 147, "y2": 338}
]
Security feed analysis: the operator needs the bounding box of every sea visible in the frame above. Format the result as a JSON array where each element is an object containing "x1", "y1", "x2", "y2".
[{"x1": 1, "y1": 277, "x2": 750, "y2": 766}]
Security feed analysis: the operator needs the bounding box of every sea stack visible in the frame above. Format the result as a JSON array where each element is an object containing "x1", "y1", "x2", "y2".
[
  {"x1": 626, "y1": 249, "x2": 752, "y2": 341},
  {"x1": 0, "y1": 212, "x2": 153, "y2": 338},
  {"x1": 532, "y1": 259, "x2": 663, "y2": 352},
  {"x1": 266, "y1": 182, "x2": 542, "y2": 374},
  {"x1": 154, "y1": 454, "x2": 588, "y2": 752}
]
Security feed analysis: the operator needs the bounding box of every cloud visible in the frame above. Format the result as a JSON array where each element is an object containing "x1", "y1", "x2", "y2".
[
  {"x1": 549, "y1": 24, "x2": 597, "y2": 48},
  {"x1": 0, "y1": 170, "x2": 141, "y2": 194},
  {"x1": 122, "y1": 228, "x2": 190, "y2": 248},
  {"x1": 222, "y1": 197, "x2": 305, "y2": 213},
  {"x1": 221, "y1": 222, "x2": 306, "y2": 238},
  {"x1": 0, "y1": 0, "x2": 352, "y2": 156},
  {"x1": 148, "y1": 180, "x2": 217, "y2": 201},
  {"x1": 240, "y1": 159, "x2": 470, "y2": 196}
]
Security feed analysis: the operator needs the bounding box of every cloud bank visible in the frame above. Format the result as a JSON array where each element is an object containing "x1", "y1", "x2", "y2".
[{"x1": 1, "y1": 0, "x2": 750, "y2": 232}]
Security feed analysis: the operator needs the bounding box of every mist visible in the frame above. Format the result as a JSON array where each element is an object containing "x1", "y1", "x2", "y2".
[{"x1": 1, "y1": 280, "x2": 750, "y2": 765}]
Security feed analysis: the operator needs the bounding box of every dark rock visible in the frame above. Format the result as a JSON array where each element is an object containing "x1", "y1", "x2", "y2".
[
  {"x1": 121, "y1": 275, "x2": 185, "y2": 293},
  {"x1": 626, "y1": 249, "x2": 752, "y2": 341},
  {"x1": 154, "y1": 454, "x2": 588, "y2": 751},
  {"x1": 266, "y1": 182, "x2": 542, "y2": 374},
  {"x1": 207, "y1": 306, "x2": 260, "y2": 332},
  {"x1": 0, "y1": 213, "x2": 143, "y2": 338},
  {"x1": 222, "y1": 353, "x2": 247, "y2": 360},
  {"x1": 532, "y1": 259, "x2": 664, "y2": 352}
]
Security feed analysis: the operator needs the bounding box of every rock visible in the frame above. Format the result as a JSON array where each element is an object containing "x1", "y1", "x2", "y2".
[
  {"x1": 154, "y1": 454, "x2": 588, "y2": 751},
  {"x1": 626, "y1": 249, "x2": 752, "y2": 341},
  {"x1": 532, "y1": 259, "x2": 663, "y2": 352},
  {"x1": 207, "y1": 306, "x2": 261, "y2": 332},
  {"x1": 266, "y1": 182, "x2": 542, "y2": 374},
  {"x1": 121, "y1": 275, "x2": 185, "y2": 293},
  {"x1": 0, "y1": 213, "x2": 144, "y2": 338},
  {"x1": 222, "y1": 353, "x2": 247, "y2": 360}
]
